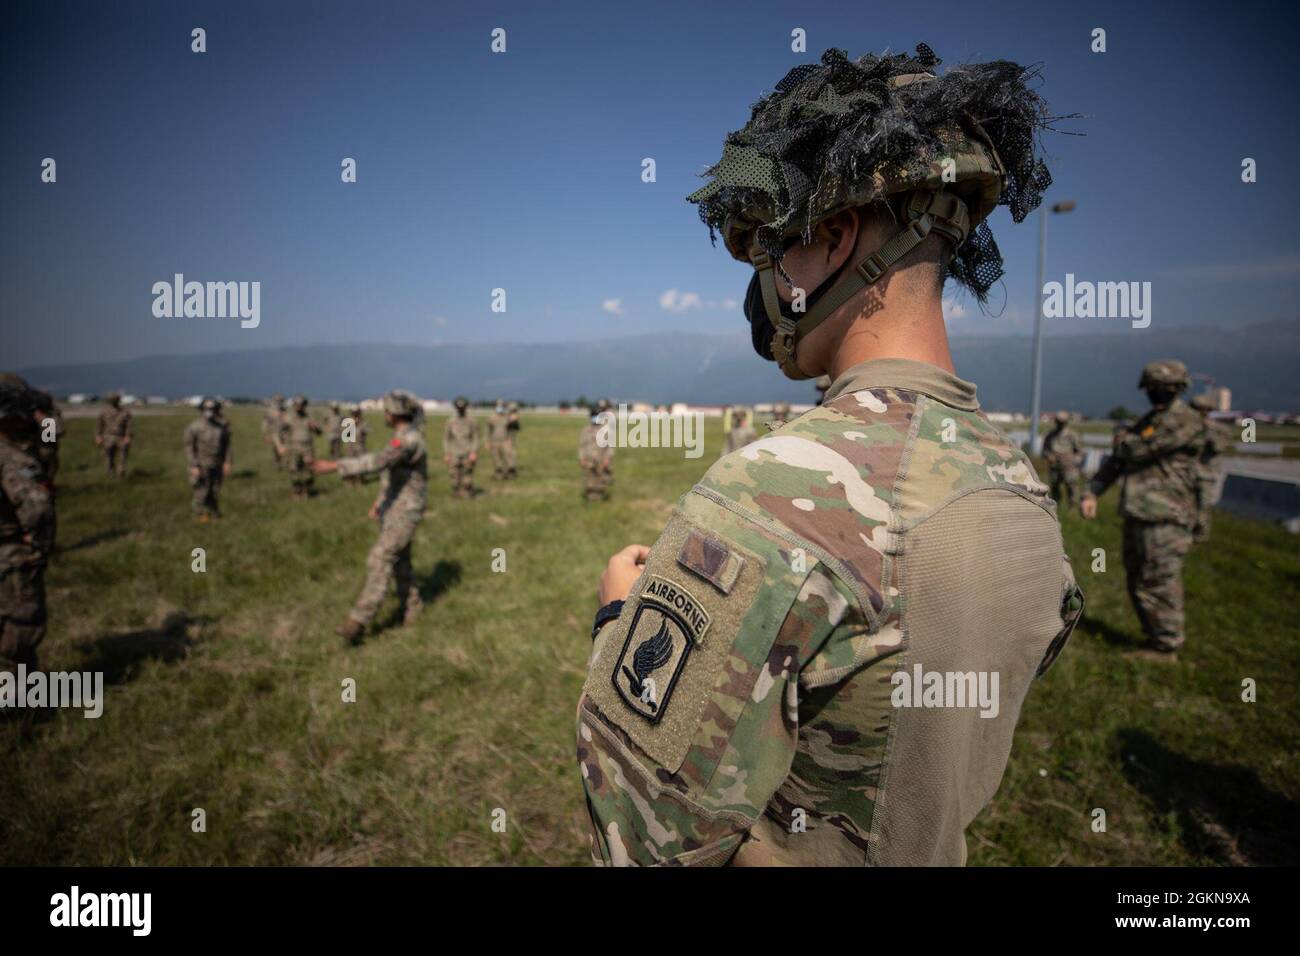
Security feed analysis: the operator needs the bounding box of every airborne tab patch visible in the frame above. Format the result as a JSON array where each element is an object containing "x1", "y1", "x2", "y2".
[{"x1": 611, "y1": 575, "x2": 710, "y2": 722}]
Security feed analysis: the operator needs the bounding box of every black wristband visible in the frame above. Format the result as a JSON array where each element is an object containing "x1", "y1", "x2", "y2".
[{"x1": 591, "y1": 600, "x2": 624, "y2": 641}]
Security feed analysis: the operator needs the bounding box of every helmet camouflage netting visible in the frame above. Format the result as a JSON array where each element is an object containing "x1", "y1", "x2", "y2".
[{"x1": 688, "y1": 45, "x2": 1058, "y2": 301}]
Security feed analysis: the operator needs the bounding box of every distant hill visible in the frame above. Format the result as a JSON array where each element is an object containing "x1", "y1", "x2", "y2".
[{"x1": 16, "y1": 319, "x2": 1299, "y2": 415}]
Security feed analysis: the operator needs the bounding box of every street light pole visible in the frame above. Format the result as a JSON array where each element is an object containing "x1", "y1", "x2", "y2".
[
  {"x1": 1027, "y1": 200, "x2": 1075, "y2": 455},
  {"x1": 1029, "y1": 210, "x2": 1047, "y2": 455}
]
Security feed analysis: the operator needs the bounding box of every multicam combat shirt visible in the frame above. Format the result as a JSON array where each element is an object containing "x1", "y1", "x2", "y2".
[{"x1": 578, "y1": 358, "x2": 1083, "y2": 866}]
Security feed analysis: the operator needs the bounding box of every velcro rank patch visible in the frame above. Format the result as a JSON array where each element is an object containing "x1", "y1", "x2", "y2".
[
  {"x1": 677, "y1": 528, "x2": 745, "y2": 594},
  {"x1": 610, "y1": 575, "x2": 710, "y2": 723}
]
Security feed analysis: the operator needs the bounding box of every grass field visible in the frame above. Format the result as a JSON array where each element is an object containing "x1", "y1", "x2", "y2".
[{"x1": 2, "y1": 407, "x2": 1297, "y2": 866}]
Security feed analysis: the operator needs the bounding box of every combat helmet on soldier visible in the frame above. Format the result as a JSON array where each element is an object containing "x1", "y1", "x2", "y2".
[
  {"x1": 291, "y1": 394, "x2": 309, "y2": 412},
  {"x1": 1138, "y1": 360, "x2": 1190, "y2": 391},
  {"x1": 1054, "y1": 410, "x2": 1070, "y2": 424},
  {"x1": 689, "y1": 45, "x2": 1053, "y2": 381},
  {"x1": 383, "y1": 389, "x2": 422, "y2": 423}
]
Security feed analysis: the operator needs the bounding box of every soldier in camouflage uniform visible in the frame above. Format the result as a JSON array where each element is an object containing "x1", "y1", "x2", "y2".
[
  {"x1": 263, "y1": 394, "x2": 285, "y2": 468},
  {"x1": 770, "y1": 401, "x2": 792, "y2": 430},
  {"x1": 504, "y1": 401, "x2": 521, "y2": 479},
  {"x1": 325, "y1": 402, "x2": 344, "y2": 459},
  {"x1": 95, "y1": 392, "x2": 133, "y2": 478},
  {"x1": 577, "y1": 46, "x2": 1081, "y2": 865},
  {"x1": 1042, "y1": 411, "x2": 1085, "y2": 508},
  {"x1": 442, "y1": 397, "x2": 479, "y2": 498},
  {"x1": 341, "y1": 402, "x2": 368, "y2": 487},
  {"x1": 724, "y1": 408, "x2": 756, "y2": 455},
  {"x1": 1189, "y1": 393, "x2": 1232, "y2": 542},
  {"x1": 0, "y1": 375, "x2": 60, "y2": 483},
  {"x1": 278, "y1": 395, "x2": 322, "y2": 498},
  {"x1": 1083, "y1": 360, "x2": 1204, "y2": 656},
  {"x1": 314, "y1": 391, "x2": 427, "y2": 644},
  {"x1": 578, "y1": 407, "x2": 615, "y2": 501},
  {"x1": 184, "y1": 398, "x2": 233, "y2": 520},
  {"x1": 486, "y1": 400, "x2": 512, "y2": 480},
  {"x1": 0, "y1": 378, "x2": 55, "y2": 670}
]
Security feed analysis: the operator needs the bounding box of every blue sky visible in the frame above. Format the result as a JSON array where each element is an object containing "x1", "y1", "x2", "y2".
[{"x1": 3, "y1": 0, "x2": 1297, "y2": 367}]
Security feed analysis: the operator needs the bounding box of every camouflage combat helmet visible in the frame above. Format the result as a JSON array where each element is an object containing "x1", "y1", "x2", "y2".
[
  {"x1": 201, "y1": 397, "x2": 220, "y2": 413},
  {"x1": 596, "y1": 398, "x2": 612, "y2": 412},
  {"x1": 1054, "y1": 410, "x2": 1070, "y2": 424},
  {"x1": 1190, "y1": 393, "x2": 1216, "y2": 412},
  {"x1": 382, "y1": 389, "x2": 420, "y2": 418},
  {"x1": 1138, "y1": 360, "x2": 1190, "y2": 390},
  {"x1": 291, "y1": 394, "x2": 308, "y2": 411},
  {"x1": 689, "y1": 45, "x2": 1055, "y2": 379},
  {"x1": 0, "y1": 376, "x2": 36, "y2": 422},
  {"x1": 453, "y1": 396, "x2": 469, "y2": 411},
  {"x1": 508, "y1": 401, "x2": 519, "y2": 412},
  {"x1": 106, "y1": 391, "x2": 122, "y2": 405}
]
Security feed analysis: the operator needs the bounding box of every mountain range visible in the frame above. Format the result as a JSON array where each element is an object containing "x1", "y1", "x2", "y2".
[{"x1": 16, "y1": 319, "x2": 1298, "y2": 415}]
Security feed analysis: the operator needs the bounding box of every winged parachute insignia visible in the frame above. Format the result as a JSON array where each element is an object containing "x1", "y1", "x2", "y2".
[{"x1": 622, "y1": 618, "x2": 674, "y2": 711}]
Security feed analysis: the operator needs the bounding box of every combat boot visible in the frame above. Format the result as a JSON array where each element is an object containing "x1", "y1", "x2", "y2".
[{"x1": 336, "y1": 619, "x2": 365, "y2": 645}]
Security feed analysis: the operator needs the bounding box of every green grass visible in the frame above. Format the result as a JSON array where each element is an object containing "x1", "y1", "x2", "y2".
[{"x1": 2, "y1": 408, "x2": 1296, "y2": 865}]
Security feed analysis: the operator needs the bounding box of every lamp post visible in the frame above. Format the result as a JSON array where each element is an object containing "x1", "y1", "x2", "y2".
[{"x1": 1028, "y1": 200, "x2": 1076, "y2": 455}]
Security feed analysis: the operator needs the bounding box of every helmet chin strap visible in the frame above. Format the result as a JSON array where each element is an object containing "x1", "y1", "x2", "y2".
[{"x1": 750, "y1": 189, "x2": 971, "y2": 381}]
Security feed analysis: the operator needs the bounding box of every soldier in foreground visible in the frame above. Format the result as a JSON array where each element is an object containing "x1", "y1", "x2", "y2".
[
  {"x1": 263, "y1": 395, "x2": 285, "y2": 468},
  {"x1": 724, "y1": 407, "x2": 756, "y2": 454},
  {"x1": 442, "y1": 397, "x2": 479, "y2": 498},
  {"x1": 486, "y1": 400, "x2": 512, "y2": 481},
  {"x1": 279, "y1": 395, "x2": 321, "y2": 499},
  {"x1": 341, "y1": 402, "x2": 368, "y2": 487},
  {"x1": 184, "y1": 398, "x2": 233, "y2": 521},
  {"x1": 313, "y1": 391, "x2": 427, "y2": 645},
  {"x1": 1190, "y1": 394, "x2": 1231, "y2": 543},
  {"x1": 95, "y1": 392, "x2": 133, "y2": 479},
  {"x1": 576, "y1": 46, "x2": 1082, "y2": 866},
  {"x1": 1042, "y1": 411, "x2": 1085, "y2": 508},
  {"x1": 1082, "y1": 361, "x2": 1203, "y2": 657},
  {"x1": 0, "y1": 378, "x2": 54, "y2": 671},
  {"x1": 578, "y1": 403, "x2": 614, "y2": 501}
]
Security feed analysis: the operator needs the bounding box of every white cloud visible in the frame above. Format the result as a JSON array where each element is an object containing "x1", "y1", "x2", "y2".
[
  {"x1": 659, "y1": 289, "x2": 740, "y2": 313},
  {"x1": 601, "y1": 298, "x2": 624, "y2": 315}
]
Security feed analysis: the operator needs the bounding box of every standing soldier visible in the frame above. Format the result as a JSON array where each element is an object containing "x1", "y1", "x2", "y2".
[
  {"x1": 724, "y1": 407, "x2": 756, "y2": 454},
  {"x1": 184, "y1": 398, "x2": 233, "y2": 521},
  {"x1": 504, "y1": 401, "x2": 521, "y2": 479},
  {"x1": 578, "y1": 406, "x2": 614, "y2": 501},
  {"x1": 314, "y1": 390, "x2": 427, "y2": 645},
  {"x1": 341, "y1": 402, "x2": 368, "y2": 487},
  {"x1": 263, "y1": 394, "x2": 285, "y2": 468},
  {"x1": 0, "y1": 378, "x2": 54, "y2": 671},
  {"x1": 95, "y1": 392, "x2": 133, "y2": 479},
  {"x1": 0, "y1": 375, "x2": 60, "y2": 483},
  {"x1": 486, "y1": 400, "x2": 512, "y2": 481},
  {"x1": 770, "y1": 401, "x2": 792, "y2": 429},
  {"x1": 326, "y1": 402, "x2": 344, "y2": 459},
  {"x1": 1189, "y1": 393, "x2": 1232, "y2": 543},
  {"x1": 278, "y1": 395, "x2": 321, "y2": 498},
  {"x1": 1082, "y1": 360, "x2": 1204, "y2": 658},
  {"x1": 442, "y1": 396, "x2": 479, "y2": 498},
  {"x1": 577, "y1": 46, "x2": 1081, "y2": 866},
  {"x1": 1042, "y1": 411, "x2": 1085, "y2": 508}
]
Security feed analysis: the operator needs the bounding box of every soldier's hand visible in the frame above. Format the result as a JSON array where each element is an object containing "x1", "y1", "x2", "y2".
[
  {"x1": 468, "y1": 452, "x2": 477, "y2": 464},
  {"x1": 368, "y1": 503, "x2": 381, "y2": 520},
  {"x1": 94, "y1": 436, "x2": 102, "y2": 446},
  {"x1": 1080, "y1": 495, "x2": 1097, "y2": 519},
  {"x1": 222, "y1": 463, "x2": 232, "y2": 477},
  {"x1": 599, "y1": 544, "x2": 651, "y2": 605},
  {"x1": 189, "y1": 467, "x2": 200, "y2": 480}
]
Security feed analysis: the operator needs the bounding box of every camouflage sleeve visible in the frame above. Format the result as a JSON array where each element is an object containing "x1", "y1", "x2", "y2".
[
  {"x1": 1, "y1": 456, "x2": 54, "y2": 555},
  {"x1": 125, "y1": 411, "x2": 133, "y2": 438},
  {"x1": 1114, "y1": 411, "x2": 1203, "y2": 465},
  {"x1": 442, "y1": 419, "x2": 453, "y2": 448},
  {"x1": 183, "y1": 422, "x2": 197, "y2": 468},
  {"x1": 577, "y1": 498, "x2": 852, "y2": 866},
  {"x1": 1088, "y1": 444, "x2": 1125, "y2": 497},
  {"x1": 336, "y1": 436, "x2": 408, "y2": 479},
  {"x1": 96, "y1": 411, "x2": 106, "y2": 437}
]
